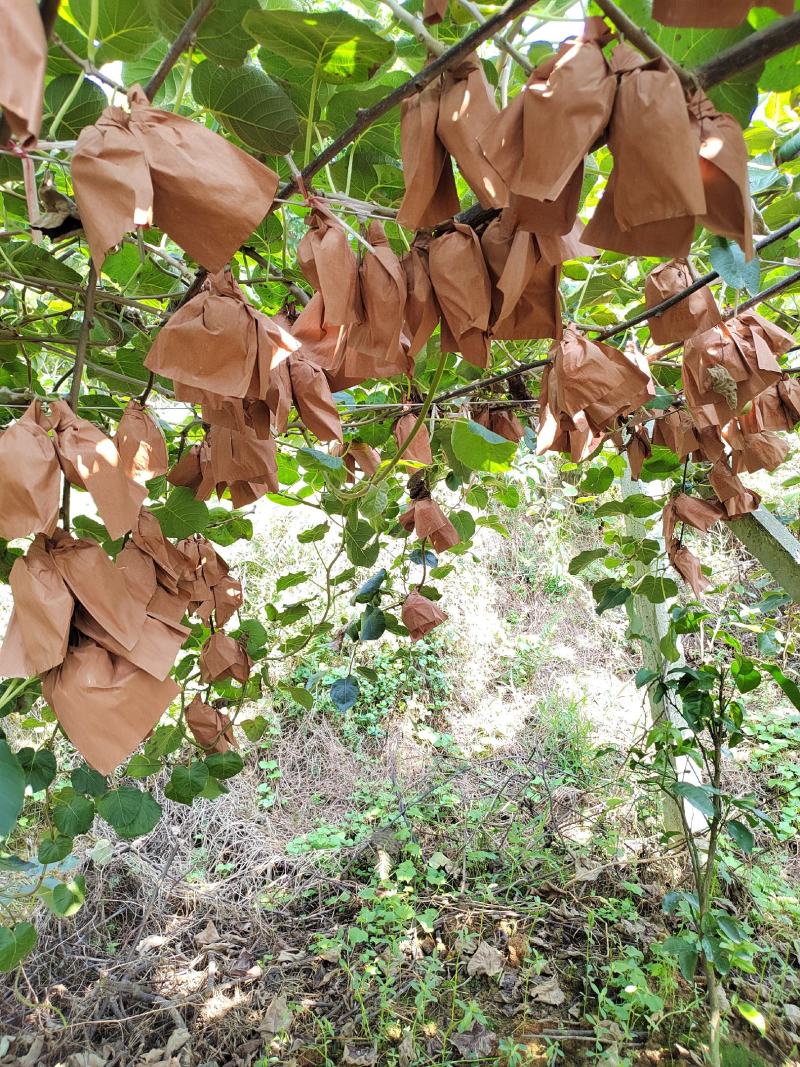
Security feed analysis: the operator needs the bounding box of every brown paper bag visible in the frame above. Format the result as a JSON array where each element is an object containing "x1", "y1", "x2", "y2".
[
  {"x1": 114, "y1": 400, "x2": 168, "y2": 482},
  {"x1": 348, "y1": 222, "x2": 410, "y2": 378},
  {"x1": 683, "y1": 313, "x2": 786, "y2": 429},
  {"x1": 177, "y1": 534, "x2": 242, "y2": 627},
  {"x1": 423, "y1": 0, "x2": 448, "y2": 24},
  {"x1": 474, "y1": 407, "x2": 525, "y2": 444},
  {"x1": 653, "y1": 0, "x2": 791, "y2": 27},
  {"x1": 72, "y1": 85, "x2": 279, "y2": 272},
  {"x1": 402, "y1": 590, "x2": 448, "y2": 641},
  {"x1": 290, "y1": 294, "x2": 364, "y2": 393},
  {"x1": 708, "y1": 460, "x2": 761, "y2": 518},
  {"x1": 50, "y1": 400, "x2": 146, "y2": 540},
  {"x1": 0, "y1": 537, "x2": 74, "y2": 677},
  {"x1": 48, "y1": 528, "x2": 146, "y2": 651},
  {"x1": 437, "y1": 54, "x2": 508, "y2": 209},
  {"x1": 743, "y1": 377, "x2": 800, "y2": 433},
  {"x1": 429, "y1": 223, "x2": 492, "y2": 368},
  {"x1": 168, "y1": 440, "x2": 216, "y2": 502},
  {"x1": 625, "y1": 425, "x2": 651, "y2": 480},
  {"x1": 199, "y1": 632, "x2": 252, "y2": 684},
  {"x1": 729, "y1": 429, "x2": 790, "y2": 474},
  {"x1": 397, "y1": 78, "x2": 460, "y2": 230},
  {"x1": 688, "y1": 91, "x2": 753, "y2": 258},
  {"x1": 394, "y1": 413, "x2": 434, "y2": 466},
  {"x1": 401, "y1": 235, "x2": 440, "y2": 362},
  {"x1": 652, "y1": 407, "x2": 700, "y2": 459},
  {"x1": 645, "y1": 260, "x2": 721, "y2": 344},
  {"x1": 0, "y1": 400, "x2": 60, "y2": 540},
  {"x1": 146, "y1": 270, "x2": 298, "y2": 401},
  {"x1": 297, "y1": 200, "x2": 361, "y2": 326},
  {"x1": 503, "y1": 165, "x2": 584, "y2": 237},
  {"x1": 669, "y1": 543, "x2": 711, "y2": 598},
  {"x1": 117, "y1": 540, "x2": 190, "y2": 628},
  {"x1": 289, "y1": 356, "x2": 343, "y2": 443},
  {"x1": 132, "y1": 509, "x2": 193, "y2": 597},
  {"x1": 544, "y1": 327, "x2": 654, "y2": 437},
  {"x1": 479, "y1": 19, "x2": 615, "y2": 203},
  {"x1": 0, "y1": 0, "x2": 46, "y2": 145},
  {"x1": 43, "y1": 641, "x2": 180, "y2": 775},
  {"x1": 205, "y1": 425, "x2": 279, "y2": 507},
  {"x1": 399, "y1": 496, "x2": 460, "y2": 552},
  {"x1": 73, "y1": 604, "x2": 188, "y2": 682},
  {"x1": 481, "y1": 218, "x2": 562, "y2": 341},
  {"x1": 537, "y1": 361, "x2": 599, "y2": 462},
  {"x1": 331, "y1": 441, "x2": 381, "y2": 481},
  {"x1": 583, "y1": 48, "x2": 705, "y2": 258},
  {"x1": 185, "y1": 694, "x2": 236, "y2": 753}
]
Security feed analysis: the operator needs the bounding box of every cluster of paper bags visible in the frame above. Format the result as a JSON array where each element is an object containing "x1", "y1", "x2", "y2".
[
  {"x1": 631, "y1": 261, "x2": 799, "y2": 596},
  {"x1": 399, "y1": 20, "x2": 752, "y2": 260},
  {"x1": 1, "y1": 3, "x2": 798, "y2": 774},
  {"x1": 0, "y1": 396, "x2": 251, "y2": 772}
]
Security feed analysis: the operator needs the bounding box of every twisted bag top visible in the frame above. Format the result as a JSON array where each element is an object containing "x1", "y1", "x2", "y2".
[{"x1": 71, "y1": 86, "x2": 279, "y2": 272}]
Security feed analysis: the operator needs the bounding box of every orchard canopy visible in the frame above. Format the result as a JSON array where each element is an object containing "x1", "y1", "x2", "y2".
[{"x1": 1, "y1": 0, "x2": 800, "y2": 966}]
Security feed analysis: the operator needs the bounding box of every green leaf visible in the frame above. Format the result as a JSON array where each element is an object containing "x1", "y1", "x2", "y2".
[
  {"x1": 43, "y1": 75, "x2": 106, "y2": 138},
  {"x1": 0, "y1": 742, "x2": 26, "y2": 838},
  {"x1": 241, "y1": 716, "x2": 269, "y2": 742},
  {"x1": 353, "y1": 569, "x2": 387, "y2": 603},
  {"x1": 97, "y1": 788, "x2": 162, "y2": 840},
  {"x1": 662, "y1": 935, "x2": 698, "y2": 982},
  {"x1": 359, "y1": 605, "x2": 385, "y2": 641},
  {"x1": 451, "y1": 419, "x2": 517, "y2": 473},
  {"x1": 731, "y1": 656, "x2": 762, "y2": 694},
  {"x1": 124, "y1": 754, "x2": 161, "y2": 778},
  {"x1": 245, "y1": 9, "x2": 394, "y2": 84},
  {"x1": 52, "y1": 790, "x2": 95, "y2": 836},
  {"x1": 0, "y1": 924, "x2": 37, "y2": 972},
  {"x1": 204, "y1": 751, "x2": 244, "y2": 780},
  {"x1": 298, "y1": 447, "x2": 346, "y2": 474},
  {"x1": 709, "y1": 239, "x2": 760, "y2": 295},
  {"x1": 37, "y1": 832, "x2": 74, "y2": 865},
  {"x1": 72, "y1": 0, "x2": 161, "y2": 61},
  {"x1": 673, "y1": 782, "x2": 715, "y2": 820},
  {"x1": 44, "y1": 876, "x2": 86, "y2": 917},
  {"x1": 193, "y1": 60, "x2": 300, "y2": 155},
  {"x1": 569, "y1": 549, "x2": 606, "y2": 575},
  {"x1": 276, "y1": 571, "x2": 311, "y2": 593},
  {"x1": 330, "y1": 675, "x2": 360, "y2": 712},
  {"x1": 735, "y1": 1000, "x2": 766, "y2": 1036},
  {"x1": 592, "y1": 579, "x2": 631, "y2": 615},
  {"x1": 297, "y1": 522, "x2": 329, "y2": 544},
  {"x1": 636, "y1": 576, "x2": 679, "y2": 605},
  {"x1": 750, "y1": 9, "x2": 800, "y2": 92},
  {"x1": 759, "y1": 663, "x2": 800, "y2": 711},
  {"x1": 151, "y1": 486, "x2": 210, "y2": 539},
  {"x1": 146, "y1": 0, "x2": 261, "y2": 67},
  {"x1": 7, "y1": 243, "x2": 82, "y2": 286},
  {"x1": 279, "y1": 683, "x2": 314, "y2": 710},
  {"x1": 344, "y1": 520, "x2": 380, "y2": 568},
  {"x1": 70, "y1": 765, "x2": 108, "y2": 797},
  {"x1": 16, "y1": 747, "x2": 56, "y2": 793},
  {"x1": 164, "y1": 763, "x2": 209, "y2": 806}
]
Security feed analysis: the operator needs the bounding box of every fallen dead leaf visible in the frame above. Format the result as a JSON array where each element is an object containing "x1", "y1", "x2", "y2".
[
  {"x1": 194, "y1": 920, "x2": 220, "y2": 948},
  {"x1": 398, "y1": 1032, "x2": 416, "y2": 1067},
  {"x1": 342, "y1": 1043, "x2": 377, "y2": 1065},
  {"x1": 530, "y1": 976, "x2": 566, "y2": 1005},
  {"x1": 466, "y1": 940, "x2": 504, "y2": 978},
  {"x1": 449, "y1": 1020, "x2": 498, "y2": 1059},
  {"x1": 136, "y1": 934, "x2": 169, "y2": 954},
  {"x1": 262, "y1": 994, "x2": 293, "y2": 1034}
]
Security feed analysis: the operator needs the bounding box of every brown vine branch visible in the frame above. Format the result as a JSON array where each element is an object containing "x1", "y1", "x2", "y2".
[
  {"x1": 145, "y1": 0, "x2": 216, "y2": 102},
  {"x1": 68, "y1": 263, "x2": 97, "y2": 409},
  {"x1": 697, "y1": 12, "x2": 800, "y2": 89},
  {"x1": 593, "y1": 0, "x2": 695, "y2": 90},
  {"x1": 275, "y1": 0, "x2": 541, "y2": 202}
]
